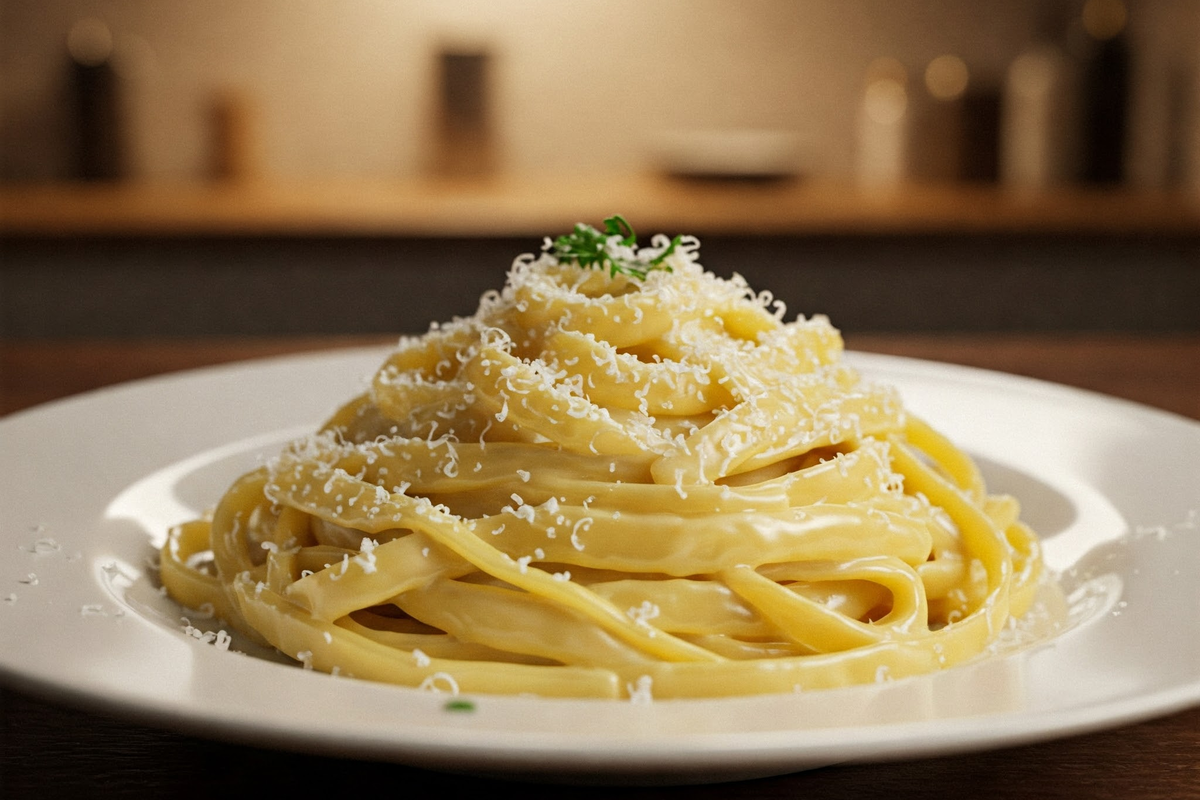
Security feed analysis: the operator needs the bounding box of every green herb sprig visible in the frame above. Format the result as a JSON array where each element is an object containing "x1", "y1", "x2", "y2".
[{"x1": 550, "y1": 215, "x2": 682, "y2": 279}]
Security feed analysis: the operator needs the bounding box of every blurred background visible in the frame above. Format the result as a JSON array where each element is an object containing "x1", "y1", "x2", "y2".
[{"x1": 1, "y1": 0, "x2": 1197, "y2": 338}]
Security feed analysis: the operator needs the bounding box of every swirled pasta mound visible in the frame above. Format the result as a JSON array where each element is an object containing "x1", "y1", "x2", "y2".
[{"x1": 161, "y1": 228, "x2": 1042, "y2": 699}]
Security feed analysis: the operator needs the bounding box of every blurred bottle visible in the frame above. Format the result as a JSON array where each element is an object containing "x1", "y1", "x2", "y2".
[
  {"x1": 430, "y1": 49, "x2": 495, "y2": 178},
  {"x1": 1076, "y1": 0, "x2": 1130, "y2": 184},
  {"x1": 210, "y1": 89, "x2": 260, "y2": 183},
  {"x1": 960, "y1": 88, "x2": 1002, "y2": 183},
  {"x1": 1001, "y1": 46, "x2": 1081, "y2": 188},
  {"x1": 1001, "y1": 2, "x2": 1084, "y2": 190},
  {"x1": 855, "y1": 58, "x2": 909, "y2": 188},
  {"x1": 905, "y1": 55, "x2": 967, "y2": 183},
  {"x1": 67, "y1": 17, "x2": 124, "y2": 181}
]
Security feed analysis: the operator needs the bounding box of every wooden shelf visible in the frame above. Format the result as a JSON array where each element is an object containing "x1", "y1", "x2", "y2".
[{"x1": 2, "y1": 175, "x2": 1198, "y2": 238}]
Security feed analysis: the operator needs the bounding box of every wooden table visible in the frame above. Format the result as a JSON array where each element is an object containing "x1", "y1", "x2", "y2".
[{"x1": 2, "y1": 334, "x2": 1198, "y2": 798}]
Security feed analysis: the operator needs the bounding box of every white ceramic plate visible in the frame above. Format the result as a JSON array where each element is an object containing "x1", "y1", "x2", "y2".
[{"x1": 1, "y1": 348, "x2": 1198, "y2": 785}]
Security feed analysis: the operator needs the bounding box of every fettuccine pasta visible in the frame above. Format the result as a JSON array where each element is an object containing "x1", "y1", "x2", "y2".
[{"x1": 161, "y1": 221, "x2": 1042, "y2": 700}]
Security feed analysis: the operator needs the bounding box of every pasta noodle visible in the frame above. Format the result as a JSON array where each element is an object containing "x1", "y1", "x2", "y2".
[{"x1": 161, "y1": 222, "x2": 1043, "y2": 700}]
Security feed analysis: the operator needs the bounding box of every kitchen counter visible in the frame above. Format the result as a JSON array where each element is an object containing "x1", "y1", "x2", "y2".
[{"x1": 3, "y1": 176, "x2": 1199, "y2": 238}]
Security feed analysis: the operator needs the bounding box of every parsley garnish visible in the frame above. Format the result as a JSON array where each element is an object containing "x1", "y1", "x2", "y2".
[
  {"x1": 551, "y1": 215, "x2": 682, "y2": 279},
  {"x1": 443, "y1": 699, "x2": 476, "y2": 713}
]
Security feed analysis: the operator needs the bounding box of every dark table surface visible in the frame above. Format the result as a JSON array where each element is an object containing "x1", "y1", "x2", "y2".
[{"x1": 2, "y1": 333, "x2": 1198, "y2": 799}]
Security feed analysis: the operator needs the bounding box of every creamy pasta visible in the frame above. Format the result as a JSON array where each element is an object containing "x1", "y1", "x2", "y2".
[{"x1": 161, "y1": 221, "x2": 1042, "y2": 699}]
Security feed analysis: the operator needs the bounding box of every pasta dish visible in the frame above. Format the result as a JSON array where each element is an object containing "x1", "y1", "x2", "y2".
[{"x1": 161, "y1": 218, "x2": 1043, "y2": 700}]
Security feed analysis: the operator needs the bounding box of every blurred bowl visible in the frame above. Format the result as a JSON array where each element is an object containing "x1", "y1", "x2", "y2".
[{"x1": 650, "y1": 128, "x2": 806, "y2": 180}]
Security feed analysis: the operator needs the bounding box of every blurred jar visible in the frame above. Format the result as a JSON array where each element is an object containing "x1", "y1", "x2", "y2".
[
  {"x1": 855, "y1": 58, "x2": 909, "y2": 187},
  {"x1": 1001, "y1": 46, "x2": 1081, "y2": 189},
  {"x1": 67, "y1": 17, "x2": 123, "y2": 180}
]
